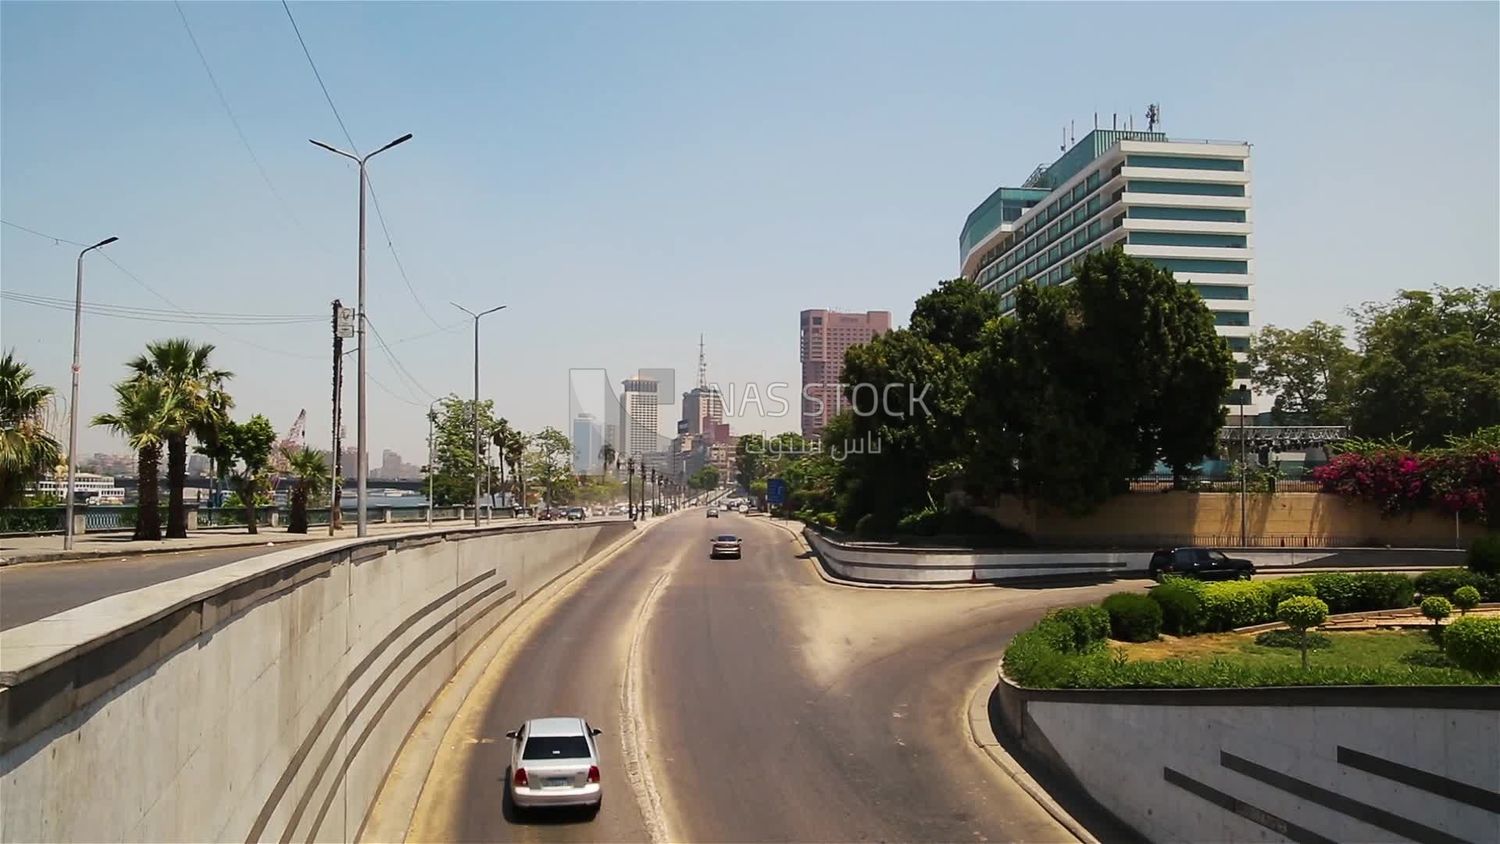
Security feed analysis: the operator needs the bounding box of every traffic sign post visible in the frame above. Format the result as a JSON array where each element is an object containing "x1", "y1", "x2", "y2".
[{"x1": 767, "y1": 478, "x2": 787, "y2": 518}]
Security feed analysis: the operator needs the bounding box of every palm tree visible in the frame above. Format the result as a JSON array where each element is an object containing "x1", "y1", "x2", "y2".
[
  {"x1": 598, "y1": 442, "x2": 616, "y2": 480},
  {"x1": 0, "y1": 351, "x2": 62, "y2": 506},
  {"x1": 284, "y1": 447, "x2": 329, "y2": 534},
  {"x1": 92, "y1": 380, "x2": 178, "y2": 540},
  {"x1": 128, "y1": 339, "x2": 233, "y2": 539}
]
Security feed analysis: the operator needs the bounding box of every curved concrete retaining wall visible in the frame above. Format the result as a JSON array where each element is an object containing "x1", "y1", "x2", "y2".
[
  {"x1": 0, "y1": 520, "x2": 631, "y2": 843},
  {"x1": 804, "y1": 530, "x2": 1463, "y2": 585},
  {"x1": 995, "y1": 675, "x2": 1500, "y2": 843}
]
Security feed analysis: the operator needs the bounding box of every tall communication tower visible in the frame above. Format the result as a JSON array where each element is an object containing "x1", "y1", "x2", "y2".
[{"x1": 697, "y1": 334, "x2": 708, "y2": 390}]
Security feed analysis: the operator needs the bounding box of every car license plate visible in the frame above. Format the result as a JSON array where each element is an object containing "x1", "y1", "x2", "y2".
[{"x1": 543, "y1": 777, "x2": 571, "y2": 788}]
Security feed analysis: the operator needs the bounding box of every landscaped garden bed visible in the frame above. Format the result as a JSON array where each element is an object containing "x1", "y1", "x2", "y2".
[{"x1": 1004, "y1": 545, "x2": 1500, "y2": 689}]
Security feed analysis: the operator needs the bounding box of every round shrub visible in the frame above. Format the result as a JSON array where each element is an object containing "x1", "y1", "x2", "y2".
[
  {"x1": 1452, "y1": 585, "x2": 1482, "y2": 614},
  {"x1": 1441, "y1": 616, "x2": 1500, "y2": 675},
  {"x1": 1277, "y1": 596, "x2": 1330, "y2": 631},
  {"x1": 1468, "y1": 534, "x2": 1500, "y2": 575},
  {"x1": 1101, "y1": 592, "x2": 1163, "y2": 642},
  {"x1": 1352, "y1": 573, "x2": 1415, "y2": 610},
  {"x1": 1307, "y1": 572, "x2": 1359, "y2": 613},
  {"x1": 1200, "y1": 581, "x2": 1276, "y2": 631},
  {"x1": 1150, "y1": 578, "x2": 1205, "y2": 636},
  {"x1": 1421, "y1": 596, "x2": 1453, "y2": 627},
  {"x1": 1045, "y1": 605, "x2": 1110, "y2": 652}
]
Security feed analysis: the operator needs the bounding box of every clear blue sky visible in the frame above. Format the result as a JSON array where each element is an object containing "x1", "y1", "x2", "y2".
[{"x1": 3, "y1": 1, "x2": 1496, "y2": 459}]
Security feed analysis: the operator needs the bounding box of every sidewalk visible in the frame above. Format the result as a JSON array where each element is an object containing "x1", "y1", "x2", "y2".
[{"x1": 0, "y1": 517, "x2": 521, "y2": 566}]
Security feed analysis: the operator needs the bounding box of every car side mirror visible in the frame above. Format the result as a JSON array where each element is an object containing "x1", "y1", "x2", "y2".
[
  {"x1": 590, "y1": 728, "x2": 603, "y2": 737},
  {"x1": 505, "y1": 730, "x2": 519, "y2": 739}
]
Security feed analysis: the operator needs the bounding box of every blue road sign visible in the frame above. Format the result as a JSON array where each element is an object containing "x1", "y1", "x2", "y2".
[{"x1": 766, "y1": 478, "x2": 788, "y2": 505}]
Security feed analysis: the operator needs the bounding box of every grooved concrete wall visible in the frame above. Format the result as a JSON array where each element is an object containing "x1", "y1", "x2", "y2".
[
  {"x1": 0, "y1": 521, "x2": 630, "y2": 843},
  {"x1": 805, "y1": 529, "x2": 1142, "y2": 584},
  {"x1": 996, "y1": 681, "x2": 1500, "y2": 844}
]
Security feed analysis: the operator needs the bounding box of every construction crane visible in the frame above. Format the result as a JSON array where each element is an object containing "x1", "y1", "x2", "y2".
[{"x1": 269, "y1": 409, "x2": 308, "y2": 492}]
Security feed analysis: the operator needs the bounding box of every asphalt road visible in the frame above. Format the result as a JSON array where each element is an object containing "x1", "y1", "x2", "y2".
[
  {"x1": 407, "y1": 511, "x2": 1141, "y2": 843},
  {"x1": 0, "y1": 545, "x2": 283, "y2": 630}
]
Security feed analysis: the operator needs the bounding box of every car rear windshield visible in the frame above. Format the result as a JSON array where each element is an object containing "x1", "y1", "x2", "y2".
[
  {"x1": 522, "y1": 735, "x2": 591, "y2": 760},
  {"x1": 716, "y1": 535, "x2": 737, "y2": 541}
]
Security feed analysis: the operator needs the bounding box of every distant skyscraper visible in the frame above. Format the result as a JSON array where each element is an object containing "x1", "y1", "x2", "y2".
[
  {"x1": 379, "y1": 449, "x2": 402, "y2": 479},
  {"x1": 620, "y1": 375, "x2": 660, "y2": 457},
  {"x1": 799, "y1": 309, "x2": 892, "y2": 438},
  {"x1": 572, "y1": 413, "x2": 602, "y2": 474}
]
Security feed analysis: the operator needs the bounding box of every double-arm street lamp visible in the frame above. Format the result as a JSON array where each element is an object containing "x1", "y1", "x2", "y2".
[
  {"x1": 451, "y1": 302, "x2": 506, "y2": 527},
  {"x1": 63, "y1": 236, "x2": 120, "y2": 550},
  {"x1": 310, "y1": 132, "x2": 413, "y2": 537}
]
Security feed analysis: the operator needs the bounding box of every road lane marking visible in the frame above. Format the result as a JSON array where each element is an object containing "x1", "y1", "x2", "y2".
[{"x1": 621, "y1": 565, "x2": 677, "y2": 844}]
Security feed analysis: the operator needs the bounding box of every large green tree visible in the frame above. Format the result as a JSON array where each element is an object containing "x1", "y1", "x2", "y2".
[
  {"x1": 971, "y1": 248, "x2": 1234, "y2": 512},
  {"x1": 219, "y1": 415, "x2": 277, "y2": 534},
  {"x1": 688, "y1": 465, "x2": 719, "y2": 490},
  {"x1": 0, "y1": 351, "x2": 61, "y2": 506},
  {"x1": 92, "y1": 379, "x2": 179, "y2": 540},
  {"x1": 525, "y1": 426, "x2": 575, "y2": 507},
  {"x1": 128, "y1": 339, "x2": 233, "y2": 538},
  {"x1": 835, "y1": 278, "x2": 1000, "y2": 529},
  {"x1": 427, "y1": 396, "x2": 498, "y2": 506},
  {"x1": 284, "y1": 447, "x2": 329, "y2": 534},
  {"x1": 1249, "y1": 321, "x2": 1358, "y2": 425},
  {"x1": 1350, "y1": 286, "x2": 1500, "y2": 448}
]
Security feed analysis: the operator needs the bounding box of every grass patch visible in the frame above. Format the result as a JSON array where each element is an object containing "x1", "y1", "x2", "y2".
[
  {"x1": 1254, "y1": 629, "x2": 1332, "y2": 650},
  {"x1": 1010, "y1": 628, "x2": 1494, "y2": 688}
]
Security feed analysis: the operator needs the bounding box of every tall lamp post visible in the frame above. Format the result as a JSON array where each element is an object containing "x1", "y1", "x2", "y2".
[
  {"x1": 425, "y1": 397, "x2": 440, "y2": 528},
  {"x1": 310, "y1": 132, "x2": 413, "y2": 537},
  {"x1": 63, "y1": 235, "x2": 119, "y2": 551},
  {"x1": 1239, "y1": 382, "x2": 1249, "y2": 547},
  {"x1": 451, "y1": 302, "x2": 506, "y2": 528},
  {"x1": 626, "y1": 456, "x2": 636, "y2": 519}
]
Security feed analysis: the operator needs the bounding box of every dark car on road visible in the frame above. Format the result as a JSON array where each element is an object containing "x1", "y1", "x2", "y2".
[{"x1": 1149, "y1": 547, "x2": 1255, "y2": 581}]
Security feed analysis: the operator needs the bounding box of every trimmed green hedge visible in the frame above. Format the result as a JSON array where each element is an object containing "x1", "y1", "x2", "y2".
[
  {"x1": 1442, "y1": 617, "x2": 1500, "y2": 674},
  {"x1": 1009, "y1": 650, "x2": 1490, "y2": 689},
  {"x1": 1149, "y1": 573, "x2": 1418, "y2": 634},
  {"x1": 1415, "y1": 569, "x2": 1500, "y2": 601},
  {"x1": 1102, "y1": 593, "x2": 1162, "y2": 642},
  {"x1": 1151, "y1": 578, "x2": 1205, "y2": 635},
  {"x1": 1469, "y1": 535, "x2": 1500, "y2": 575}
]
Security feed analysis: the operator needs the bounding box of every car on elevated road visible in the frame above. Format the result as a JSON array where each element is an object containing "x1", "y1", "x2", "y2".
[{"x1": 505, "y1": 717, "x2": 603, "y2": 817}]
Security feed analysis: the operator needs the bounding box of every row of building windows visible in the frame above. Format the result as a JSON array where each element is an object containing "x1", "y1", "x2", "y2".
[
  {"x1": 1127, "y1": 180, "x2": 1245, "y2": 197},
  {"x1": 1127, "y1": 206, "x2": 1246, "y2": 222},
  {"x1": 1156, "y1": 258, "x2": 1248, "y2": 275},
  {"x1": 1125, "y1": 154, "x2": 1245, "y2": 172},
  {"x1": 1189, "y1": 283, "x2": 1250, "y2": 300},
  {"x1": 1214, "y1": 311, "x2": 1251, "y2": 326},
  {"x1": 1127, "y1": 231, "x2": 1248, "y2": 248}
]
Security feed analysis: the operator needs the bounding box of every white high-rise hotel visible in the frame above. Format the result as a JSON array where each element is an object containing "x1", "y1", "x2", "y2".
[{"x1": 960, "y1": 127, "x2": 1254, "y2": 407}]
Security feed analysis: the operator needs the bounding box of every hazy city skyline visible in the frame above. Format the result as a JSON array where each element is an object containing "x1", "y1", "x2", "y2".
[{"x1": 4, "y1": 3, "x2": 1495, "y2": 459}]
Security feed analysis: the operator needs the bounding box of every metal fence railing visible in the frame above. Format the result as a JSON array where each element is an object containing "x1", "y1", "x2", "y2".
[{"x1": 1127, "y1": 478, "x2": 1323, "y2": 494}]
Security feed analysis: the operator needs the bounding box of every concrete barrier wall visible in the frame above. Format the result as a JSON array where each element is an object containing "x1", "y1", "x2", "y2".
[
  {"x1": 0, "y1": 521, "x2": 631, "y2": 843},
  {"x1": 805, "y1": 529, "x2": 1143, "y2": 584},
  {"x1": 805, "y1": 530, "x2": 1464, "y2": 585},
  {"x1": 995, "y1": 678, "x2": 1500, "y2": 843}
]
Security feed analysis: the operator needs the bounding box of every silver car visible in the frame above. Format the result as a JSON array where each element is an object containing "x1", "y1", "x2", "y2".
[
  {"x1": 710, "y1": 534, "x2": 742, "y2": 559},
  {"x1": 506, "y1": 717, "x2": 603, "y2": 815}
]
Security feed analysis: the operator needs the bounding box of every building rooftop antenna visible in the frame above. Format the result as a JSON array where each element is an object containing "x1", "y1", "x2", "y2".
[{"x1": 697, "y1": 333, "x2": 708, "y2": 389}]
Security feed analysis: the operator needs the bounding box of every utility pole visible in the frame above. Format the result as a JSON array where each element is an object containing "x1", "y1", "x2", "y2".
[{"x1": 330, "y1": 300, "x2": 347, "y2": 536}]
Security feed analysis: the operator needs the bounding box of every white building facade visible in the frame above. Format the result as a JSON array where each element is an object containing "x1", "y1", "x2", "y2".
[
  {"x1": 960, "y1": 129, "x2": 1255, "y2": 409},
  {"x1": 619, "y1": 376, "x2": 660, "y2": 457}
]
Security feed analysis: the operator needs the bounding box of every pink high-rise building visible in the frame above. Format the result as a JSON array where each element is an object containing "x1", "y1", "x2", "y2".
[{"x1": 799, "y1": 309, "x2": 892, "y2": 439}]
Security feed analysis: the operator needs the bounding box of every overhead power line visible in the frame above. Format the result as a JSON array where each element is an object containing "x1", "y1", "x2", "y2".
[
  {"x1": 2, "y1": 291, "x2": 323, "y2": 324},
  {"x1": 174, "y1": 1, "x2": 320, "y2": 250},
  {"x1": 364, "y1": 315, "x2": 436, "y2": 401},
  {"x1": 279, "y1": 0, "x2": 444, "y2": 330},
  {"x1": 1, "y1": 218, "x2": 323, "y2": 360}
]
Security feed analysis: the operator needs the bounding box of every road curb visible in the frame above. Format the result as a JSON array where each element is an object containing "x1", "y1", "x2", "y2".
[{"x1": 964, "y1": 673, "x2": 1099, "y2": 844}]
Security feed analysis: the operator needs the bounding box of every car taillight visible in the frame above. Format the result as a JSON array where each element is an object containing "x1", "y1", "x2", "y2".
[
  {"x1": 513, "y1": 767, "x2": 528, "y2": 787},
  {"x1": 587, "y1": 765, "x2": 600, "y2": 784}
]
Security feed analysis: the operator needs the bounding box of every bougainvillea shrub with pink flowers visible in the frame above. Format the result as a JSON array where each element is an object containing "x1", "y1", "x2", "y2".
[{"x1": 1311, "y1": 428, "x2": 1500, "y2": 523}]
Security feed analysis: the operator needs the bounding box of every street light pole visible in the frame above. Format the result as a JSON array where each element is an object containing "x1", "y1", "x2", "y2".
[
  {"x1": 451, "y1": 302, "x2": 506, "y2": 528},
  {"x1": 311, "y1": 132, "x2": 413, "y2": 537},
  {"x1": 426, "y1": 398, "x2": 439, "y2": 528},
  {"x1": 1239, "y1": 383, "x2": 1249, "y2": 548},
  {"x1": 64, "y1": 235, "x2": 119, "y2": 551}
]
